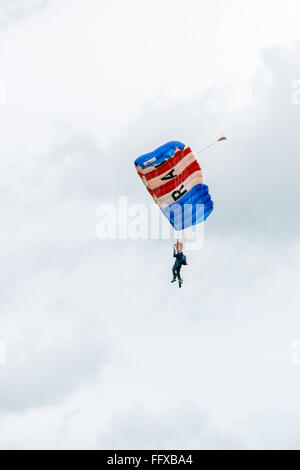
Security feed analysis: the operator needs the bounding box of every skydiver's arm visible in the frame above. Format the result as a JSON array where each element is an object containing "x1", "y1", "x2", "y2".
[{"x1": 173, "y1": 243, "x2": 178, "y2": 257}]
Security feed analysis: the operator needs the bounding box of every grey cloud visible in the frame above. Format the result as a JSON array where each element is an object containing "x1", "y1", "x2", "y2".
[
  {"x1": 98, "y1": 404, "x2": 243, "y2": 450},
  {"x1": 98, "y1": 407, "x2": 300, "y2": 450},
  {"x1": 0, "y1": 320, "x2": 109, "y2": 411},
  {"x1": 242, "y1": 411, "x2": 300, "y2": 450}
]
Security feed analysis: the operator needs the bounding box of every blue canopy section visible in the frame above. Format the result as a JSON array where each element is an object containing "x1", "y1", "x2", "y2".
[
  {"x1": 161, "y1": 184, "x2": 214, "y2": 230},
  {"x1": 134, "y1": 141, "x2": 185, "y2": 169}
]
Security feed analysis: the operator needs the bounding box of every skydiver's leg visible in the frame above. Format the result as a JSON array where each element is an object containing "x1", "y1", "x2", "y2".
[{"x1": 171, "y1": 264, "x2": 177, "y2": 282}]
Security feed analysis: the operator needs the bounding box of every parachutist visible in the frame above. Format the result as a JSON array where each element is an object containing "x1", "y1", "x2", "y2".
[{"x1": 172, "y1": 241, "x2": 187, "y2": 287}]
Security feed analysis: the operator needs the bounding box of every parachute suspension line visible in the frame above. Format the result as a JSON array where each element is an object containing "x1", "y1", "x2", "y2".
[{"x1": 194, "y1": 136, "x2": 227, "y2": 157}]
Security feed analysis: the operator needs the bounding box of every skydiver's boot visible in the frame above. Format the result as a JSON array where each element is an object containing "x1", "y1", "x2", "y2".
[{"x1": 171, "y1": 278, "x2": 176, "y2": 283}]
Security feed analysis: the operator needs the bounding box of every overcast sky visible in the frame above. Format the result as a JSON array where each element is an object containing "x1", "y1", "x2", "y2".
[{"x1": 1, "y1": 0, "x2": 300, "y2": 450}]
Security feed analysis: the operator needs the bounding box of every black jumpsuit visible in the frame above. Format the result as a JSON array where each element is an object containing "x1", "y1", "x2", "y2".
[{"x1": 172, "y1": 249, "x2": 185, "y2": 280}]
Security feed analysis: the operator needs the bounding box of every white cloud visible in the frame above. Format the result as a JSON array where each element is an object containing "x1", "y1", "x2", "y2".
[
  {"x1": 0, "y1": 0, "x2": 53, "y2": 30},
  {"x1": 1, "y1": 0, "x2": 300, "y2": 450}
]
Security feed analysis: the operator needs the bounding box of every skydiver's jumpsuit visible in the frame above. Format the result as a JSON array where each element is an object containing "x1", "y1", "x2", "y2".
[{"x1": 172, "y1": 249, "x2": 185, "y2": 281}]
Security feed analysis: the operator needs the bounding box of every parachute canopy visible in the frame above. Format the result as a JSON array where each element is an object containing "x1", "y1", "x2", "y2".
[{"x1": 134, "y1": 141, "x2": 214, "y2": 231}]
